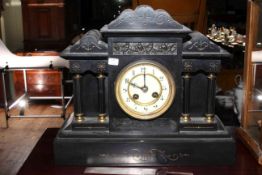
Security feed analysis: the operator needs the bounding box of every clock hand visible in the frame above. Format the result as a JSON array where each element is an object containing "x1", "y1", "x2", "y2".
[
  {"x1": 141, "y1": 68, "x2": 149, "y2": 93},
  {"x1": 129, "y1": 82, "x2": 144, "y2": 91},
  {"x1": 129, "y1": 82, "x2": 149, "y2": 93},
  {"x1": 143, "y1": 67, "x2": 146, "y2": 88},
  {"x1": 129, "y1": 76, "x2": 148, "y2": 92}
]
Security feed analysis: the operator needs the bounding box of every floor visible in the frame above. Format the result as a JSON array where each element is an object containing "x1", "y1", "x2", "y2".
[{"x1": 0, "y1": 104, "x2": 72, "y2": 175}]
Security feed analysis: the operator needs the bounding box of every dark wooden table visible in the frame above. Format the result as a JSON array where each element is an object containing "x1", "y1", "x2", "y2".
[{"x1": 17, "y1": 128, "x2": 262, "y2": 175}]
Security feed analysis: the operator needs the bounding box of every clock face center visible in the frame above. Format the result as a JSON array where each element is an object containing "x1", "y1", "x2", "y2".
[
  {"x1": 141, "y1": 86, "x2": 148, "y2": 93},
  {"x1": 115, "y1": 60, "x2": 176, "y2": 120}
]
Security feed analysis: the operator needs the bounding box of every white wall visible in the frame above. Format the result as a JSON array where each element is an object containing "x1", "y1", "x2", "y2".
[{"x1": 1, "y1": 0, "x2": 23, "y2": 52}]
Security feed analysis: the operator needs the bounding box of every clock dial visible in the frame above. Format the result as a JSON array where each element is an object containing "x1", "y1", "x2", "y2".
[{"x1": 115, "y1": 60, "x2": 175, "y2": 120}]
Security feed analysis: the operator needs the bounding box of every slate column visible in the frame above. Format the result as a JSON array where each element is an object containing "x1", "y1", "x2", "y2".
[
  {"x1": 97, "y1": 74, "x2": 106, "y2": 121},
  {"x1": 74, "y1": 74, "x2": 84, "y2": 121},
  {"x1": 97, "y1": 64, "x2": 107, "y2": 122},
  {"x1": 206, "y1": 73, "x2": 216, "y2": 120},
  {"x1": 181, "y1": 73, "x2": 191, "y2": 121}
]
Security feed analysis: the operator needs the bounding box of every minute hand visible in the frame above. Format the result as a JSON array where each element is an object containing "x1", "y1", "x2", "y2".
[{"x1": 143, "y1": 69, "x2": 146, "y2": 88}]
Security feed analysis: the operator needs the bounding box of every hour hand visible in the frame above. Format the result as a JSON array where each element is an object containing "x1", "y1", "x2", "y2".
[
  {"x1": 129, "y1": 82, "x2": 148, "y2": 93},
  {"x1": 129, "y1": 82, "x2": 143, "y2": 90}
]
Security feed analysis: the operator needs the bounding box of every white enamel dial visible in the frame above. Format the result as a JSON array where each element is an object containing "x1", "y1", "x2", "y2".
[{"x1": 115, "y1": 60, "x2": 175, "y2": 120}]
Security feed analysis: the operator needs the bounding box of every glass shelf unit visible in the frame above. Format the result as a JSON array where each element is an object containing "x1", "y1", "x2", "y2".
[{"x1": 237, "y1": 0, "x2": 262, "y2": 165}]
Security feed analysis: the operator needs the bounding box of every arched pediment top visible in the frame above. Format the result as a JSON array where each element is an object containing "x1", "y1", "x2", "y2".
[
  {"x1": 61, "y1": 30, "x2": 108, "y2": 59},
  {"x1": 101, "y1": 5, "x2": 191, "y2": 33},
  {"x1": 70, "y1": 30, "x2": 107, "y2": 53},
  {"x1": 183, "y1": 32, "x2": 231, "y2": 58},
  {"x1": 183, "y1": 32, "x2": 220, "y2": 52}
]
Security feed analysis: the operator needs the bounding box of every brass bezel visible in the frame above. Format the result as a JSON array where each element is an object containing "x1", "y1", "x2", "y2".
[{"x1": 115, "y1": 60, "x2": 176, "y2": 120}]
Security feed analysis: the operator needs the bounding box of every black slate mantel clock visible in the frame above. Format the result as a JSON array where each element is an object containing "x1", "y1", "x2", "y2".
[{"x1": 54, "y1": 5, "x2": 235, "y2": 166}]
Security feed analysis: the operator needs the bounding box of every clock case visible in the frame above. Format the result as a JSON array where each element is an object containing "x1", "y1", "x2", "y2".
[{"x1": 54, "y1": 5, "x2": 235, "y2": 166}]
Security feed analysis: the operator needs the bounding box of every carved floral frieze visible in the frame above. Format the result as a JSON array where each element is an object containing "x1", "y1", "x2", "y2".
[{"x1": 112, "y1": 42, "x2": 177, "y2": 55}]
